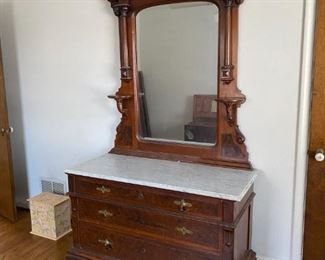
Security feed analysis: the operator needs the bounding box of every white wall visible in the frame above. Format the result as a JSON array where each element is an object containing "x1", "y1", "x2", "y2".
[
  {"x1": 238, "y1": 1, "x2": 306, "y2": 259},
  {"x1": 0, "y1": 0, "x2": 312, "y2": 259},
  {"x1": 0, "y1": 0, "x2": 121, "y2": 205}
]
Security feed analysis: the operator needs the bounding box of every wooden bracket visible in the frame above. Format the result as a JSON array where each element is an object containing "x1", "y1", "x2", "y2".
[
  {"x1": 108, "y1": 94, "x2": 132, "y2": 115},
  {"x1": 215, "y1": 97, "x2": 246, "y2": 127}
]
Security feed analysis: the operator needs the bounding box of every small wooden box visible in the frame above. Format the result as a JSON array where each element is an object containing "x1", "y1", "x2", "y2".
[{"x1": 29, "y1": 192, "x2": 72, "y2": 240}]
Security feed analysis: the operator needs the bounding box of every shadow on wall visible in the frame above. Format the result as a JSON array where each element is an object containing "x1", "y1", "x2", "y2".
[{"x1": 0, "y1": 2, "x2": 29, "y2": 207}]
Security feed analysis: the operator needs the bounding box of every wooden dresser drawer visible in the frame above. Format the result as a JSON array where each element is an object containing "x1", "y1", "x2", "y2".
[
  {"x1": 78, "y1": 222, "x2": 219, "y2": 260},
  {"x1": 77, "y1": 198, "x2": 221, "y2": 251},
  {"x1": 73, "y1": 176, "x2": 221, "y2": 220}
]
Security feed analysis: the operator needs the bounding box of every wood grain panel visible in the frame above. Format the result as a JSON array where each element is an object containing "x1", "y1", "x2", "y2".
[
  {"x1": 68, "y1": 174, "x2": 256, "y2": 259},
  {"x1": 77, "y1": 197, "x2": 221, "y2": 251},
  {"x1": 77, "y1": 222, "x2": 219, "y2": 260},
  {"x1": 73, "y1": 175, "x2": 222, "y2": 220}
]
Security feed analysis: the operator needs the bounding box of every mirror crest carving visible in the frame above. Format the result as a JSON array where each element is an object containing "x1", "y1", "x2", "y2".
[{"x1": 107, "y1": 0, "x2": 251, "y2": 169}]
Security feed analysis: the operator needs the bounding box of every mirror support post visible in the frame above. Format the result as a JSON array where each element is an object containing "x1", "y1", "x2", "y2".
[
  {"x1": 108, "y1": 0, "x2": 134, "y2": 148},
  {"x1": 220, "y1": 0, "x2": 242, "y2": 85},
  {"x1": 112, "y1": 2, "x2": 132, "y2": 81},
  {"x1": 220, "y1": 1, "x2": 234, "y2": 84}
]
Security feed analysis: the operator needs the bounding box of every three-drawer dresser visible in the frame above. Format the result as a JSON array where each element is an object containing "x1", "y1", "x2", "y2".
[{"x1": 66, "y1": 154, "x2": 257, "y2": 260}]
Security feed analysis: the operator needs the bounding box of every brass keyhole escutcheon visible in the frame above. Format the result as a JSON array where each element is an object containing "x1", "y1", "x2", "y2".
[
  {"x1": 98, "y1": 209, "x2": 113, "y2": 218},
  {"x1": 176, "y1": 227, "x2": 193, "y2": 236},
  {"x1": 96, "y1": 185, "x2": 110, "y2": 194},
  {"x1": 174, "y1": 199, "x2": 192, "y2": 212},
  {"x1": 138, "y1": 192, "x2": 144, "y2": 200},
  {"x1": 98, "y1": 239, "x2": 113, "y2": 249}
]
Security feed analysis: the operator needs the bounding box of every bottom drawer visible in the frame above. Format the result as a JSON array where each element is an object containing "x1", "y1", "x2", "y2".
[{"x1": 78, "y1": 222, "x2": 219, "y2": 260}]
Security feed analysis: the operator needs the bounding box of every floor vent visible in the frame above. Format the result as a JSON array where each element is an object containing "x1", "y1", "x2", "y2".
[{"x1": 40, "y1": 179, "x2": 66, "y2": 195}]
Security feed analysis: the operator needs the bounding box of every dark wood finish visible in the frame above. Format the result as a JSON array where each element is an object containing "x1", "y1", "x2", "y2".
[
  {"x1": 303, "y1": 1, "x2": 325, "y2": 258},
  {"x1": 70, "y1": 3, "x2": 256, "y2": 258},
  {"x1": 106, "y1": 0, "x2": 251, "y2": 169},
  {"x1": 68, "y1": 223, "x2": 217, "y2": 260},
  {"x1": 77, "y1": 223, "x2": 218, "y2": 260},
  {"x1": 0, "y1": 208, "x2": 72, "y2": 259},
  {"x1": 67, "y1": 174, "x2": 256, "y2": 259},
  {"x1": 78, "y1": 198, "x2": 221, "y2": 250},
  {"x1": 73, "y1": 175, "x2": 222, "y2": 220},
  {"x1": 0, "y1": 41, "x2": 17, "y2": 222}
]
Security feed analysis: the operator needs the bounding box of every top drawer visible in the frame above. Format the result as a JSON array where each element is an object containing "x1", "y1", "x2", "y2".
[{"x1": 70, "y1": 175, "x2": 222, "y2": 220}]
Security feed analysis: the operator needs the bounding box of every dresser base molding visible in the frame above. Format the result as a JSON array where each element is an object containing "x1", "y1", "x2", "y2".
[
  {"x1": 67, "y1": 248, "x2": 112, "y2": 260},
  {"x1": 67, "y1": 248, "x2": 257, "y2": 260}
]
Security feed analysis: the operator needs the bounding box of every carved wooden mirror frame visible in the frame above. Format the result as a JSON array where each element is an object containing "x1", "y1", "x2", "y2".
[{"x1": 106, "y1": 0, "x2": 251, "y2": 169}]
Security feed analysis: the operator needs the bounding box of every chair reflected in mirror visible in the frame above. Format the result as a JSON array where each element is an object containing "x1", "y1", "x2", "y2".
[{"x1": 184, "y1": 95, "x2": 217, "y2": 144}]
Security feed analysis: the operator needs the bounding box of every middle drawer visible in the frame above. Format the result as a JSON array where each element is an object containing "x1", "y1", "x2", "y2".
[{"x1": 77, "y1": 198, "x2": 221, "y2": 251}]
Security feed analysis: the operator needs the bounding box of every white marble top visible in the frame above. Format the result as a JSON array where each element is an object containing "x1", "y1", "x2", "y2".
[{"x1": 65, "y1": 154, "x2": 257, "y2": 201}]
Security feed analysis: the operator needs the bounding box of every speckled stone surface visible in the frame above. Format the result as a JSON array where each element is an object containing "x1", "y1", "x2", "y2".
[{"x1": 65, "y1": 154, "x2": 257, "y2": 202}]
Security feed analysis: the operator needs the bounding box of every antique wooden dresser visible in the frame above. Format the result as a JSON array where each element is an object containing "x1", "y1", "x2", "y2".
[
  {"x1": 66, "y1": 0, "x2": 257, "y2": 258},
  {"x1": 66, "y1": 154, "x2": 257, "y2": 260}
]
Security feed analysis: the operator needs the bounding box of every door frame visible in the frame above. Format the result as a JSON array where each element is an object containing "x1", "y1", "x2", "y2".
[{"x1": 291, "y1": 0, "x2": 317, "y2": 259}]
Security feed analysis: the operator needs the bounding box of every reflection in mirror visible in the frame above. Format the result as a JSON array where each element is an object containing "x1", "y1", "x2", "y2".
[{"x1": 137, "y1": 2, "x2": 218, "y2": 145}]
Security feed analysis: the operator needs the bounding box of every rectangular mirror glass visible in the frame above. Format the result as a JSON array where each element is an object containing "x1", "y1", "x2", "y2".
[{"x1": 136, "y1": 2, "x2": 219, "y2": 145}]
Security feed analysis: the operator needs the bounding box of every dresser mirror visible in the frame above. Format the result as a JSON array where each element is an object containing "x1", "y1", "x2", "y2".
[
  {"x1": 136, "y1": 2, "x2": 218, "y2": 145},
  {"x1": 107, "y1": 0, "x2": 251, "y2": 169}
]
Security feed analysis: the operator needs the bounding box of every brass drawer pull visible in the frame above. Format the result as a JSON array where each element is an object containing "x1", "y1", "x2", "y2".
[
  {"x1": 174, "y1": 199, "x2": 192, "y2": 211},
  {"x1": 98, "y1": 239, "x2": 113, "y2": 249},
  {"x1": 176, "y1": 227, "x2": 193, "y2": 236},
  {"x1": 98, "y1": 209, "x2": 113, "y2": 218},
  {"x1": 96, "y1": 185, "x2": 110, "y2": 194}
]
